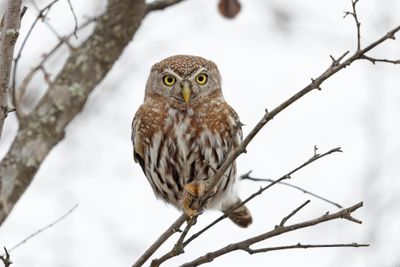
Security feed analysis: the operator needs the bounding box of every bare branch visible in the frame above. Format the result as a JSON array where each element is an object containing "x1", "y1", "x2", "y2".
[
  {"x1": 360, "y1": 55, "x2": 400, "y2": 65},
  {"x1": 344, "y1": 0, "x2": 361, "y2": 51},
  {"x1": 14, "y1": 17, "x2": 96, "y2": 117},
  {"x1": 0, "y1": 0, "x2": 148, "y2": 226},
  {"x1": 132, "y1": 213, "x2": 188, "y2": 267},
  {"x1": 279, "y1": 200, "x2": 310, "y2": 226},
  {"x1": 6, "y1": 204, "x2": 78, "y2": 253},
  {"x1": 10, "y1": 0, "x2": 61, "y2": 116},
  {"x1": 240, "y1": 171, "x2": 343, "y2": 208},
  {"x1": 146, "y1": 0, "x2": 187, "y2": 14},
  {"x1": 133, "y1": 16, "x2": 400, "y2": 264},
  {"x1": 150, "y1": 217, "x2": 197, "y2": 267},
  {"x1": 244, "y1": 242, "x2": 369, "y2": 254},
  {"x1": 180, "y1": 202, "x2": 364, "y2": 267},
  {"x1": 66, "y1": 0, "x2": 78, "y2": 38},
  {"x1": 0, "y1": 0, "x2": 23, "y2": 140},
  {"x1": 197, "y1": 21, "x2": 400, "y2": 211}
]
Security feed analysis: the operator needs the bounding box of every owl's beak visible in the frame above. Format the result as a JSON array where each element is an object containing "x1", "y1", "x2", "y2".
[{"x1": 180, "y1": 81, "x2": 191, "y2": 103}]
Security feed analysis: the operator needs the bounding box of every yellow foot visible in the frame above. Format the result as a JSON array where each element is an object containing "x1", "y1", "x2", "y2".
[
  {"x1": 181, "y1": 181, "x2": 218, "y2": 216},
  {"x1": 184, "y1": 181, "x2": 208, "y2": 198}
]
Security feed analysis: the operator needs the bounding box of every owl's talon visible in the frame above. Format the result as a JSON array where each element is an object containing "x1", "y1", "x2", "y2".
[
  {"x1": 181, "y1": 193, "x2": 200, "y2": 217},
  {"x1": 184, "y1": 181, "x2": 208, "y2": 198}
]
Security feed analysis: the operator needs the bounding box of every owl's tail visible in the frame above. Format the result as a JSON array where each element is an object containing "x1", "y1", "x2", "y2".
[{"x1": 223, "y1": 200, "x2": 252, "y2": 228}]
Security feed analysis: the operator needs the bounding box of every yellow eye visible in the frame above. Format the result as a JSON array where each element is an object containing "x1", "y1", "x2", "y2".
[
  {"x1": 195, "y1": 73, "x2": 208, "y2": 85},
  {"x1": 163, "y1": 75, "x2": 176, "y2": 86}
]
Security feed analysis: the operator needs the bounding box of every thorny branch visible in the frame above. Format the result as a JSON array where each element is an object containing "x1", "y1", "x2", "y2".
[
  {"x1": 180, "y1": 202, "x2": 366, "y2": 267},
  {"x1": 0, "y1": 0, "x2": 23, "y2": 140},
  {"x1": 133, "y1": 1, "x2": 400, "y2": 265},
  {"x1": 66, "y1": 0, "x2": 78, "y2": 38},
  {"x1": 344, "y1": 0, "x2": 361, "y2": 51}
]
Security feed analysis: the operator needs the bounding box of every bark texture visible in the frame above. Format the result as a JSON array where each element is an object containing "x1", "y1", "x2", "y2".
[
  {"x1": 0, "y1": 0, "x2": 146, "y2": 225},
  {"x1": 0, "y1": 0, "x2": 22, "y2": 139}
]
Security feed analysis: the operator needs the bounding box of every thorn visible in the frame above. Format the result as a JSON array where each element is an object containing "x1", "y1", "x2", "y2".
[
  {"x1": 313, "y1": 145, "x2": 318, "y2": 157},
  {"x1": 239, "y1": 170, "x2": 252, "y2": 179},
  {"x1": 20, "y1": 6, "x2": 28, "y2": 19}
]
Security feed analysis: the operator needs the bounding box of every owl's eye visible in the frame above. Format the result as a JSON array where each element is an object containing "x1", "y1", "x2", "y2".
[
  {"x1": 163, "y1": 75, "x2": 176, "y2": 86},
  {"x1": 195, "y1": 73, "x2": 208, "y2": 85}
]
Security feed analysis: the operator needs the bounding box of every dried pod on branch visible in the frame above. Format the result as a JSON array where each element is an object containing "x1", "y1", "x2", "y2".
[{"x1": 218, "y1": 0, "x2": 241, "y2": 19}]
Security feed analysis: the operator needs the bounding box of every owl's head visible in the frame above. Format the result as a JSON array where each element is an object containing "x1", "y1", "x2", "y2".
[{"x1": 145, "y1": 55, "x2": 222, "y2": 104}]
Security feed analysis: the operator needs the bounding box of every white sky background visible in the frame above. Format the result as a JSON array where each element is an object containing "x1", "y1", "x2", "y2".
[{"x1": 0, "y1": 0, "x2": 400, "y2": 266}]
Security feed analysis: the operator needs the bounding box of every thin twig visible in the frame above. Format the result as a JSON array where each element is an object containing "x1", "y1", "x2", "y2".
[
  {"x1": 198, "y1": 18, "x2": 400, "y2": 212},
  {"x1": 240, "y1": 171, "x2": 343, "y2": 208},
  {"x1": 11, "y1": 0, "x2": 61, "y2": 105},
  {"x1": 146, "y1": 0, "x2": 187, "y2": 14},
  {"x1": 66, "y1": 0, "x2": 78, "y2": 38},
  {"x1": 30, "y1": 0, "x2": 75, "y2": 49},
  {"x1": 244, "y1": 242, "x2": 369, "y2": 254},
  {"x1": 180, "y1": 202, "x2": 364, "y2": 267},
  {"x1": 279, "y1": 200, "x2": 311, "y2": 226},
  {"x1": 7, "y1": 204, "x2": 78, "y2": 253},
  {"x1": 14, "y1": 17, "x2": 96, "y2": 117},
  {"x1": 360, "y1": 55, "x2": 400, "y2": 65}
]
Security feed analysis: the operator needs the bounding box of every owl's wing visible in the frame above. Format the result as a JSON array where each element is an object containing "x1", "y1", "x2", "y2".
[{"x1": 131, "y1": 110, "x2": 145, "y2": 173}]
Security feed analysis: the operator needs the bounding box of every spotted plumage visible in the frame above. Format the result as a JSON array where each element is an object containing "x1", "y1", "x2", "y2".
[{"x1": 132, "y1": 55, "x2": 252, "y2": 227}]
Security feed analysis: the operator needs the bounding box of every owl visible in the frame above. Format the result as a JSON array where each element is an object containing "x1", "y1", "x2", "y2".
[{"x1": 131, "y1": 55, "x2": 252, "y2": 227}]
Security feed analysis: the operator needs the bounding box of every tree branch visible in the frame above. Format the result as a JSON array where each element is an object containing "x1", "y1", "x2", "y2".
[
  {"x1": 132, "y1": 213, "x2": 188, "y2": 267},
  {"x1": 150, "y1": 217, "x2": 197, "y2": 267},
  {"x1": 6, "y1": 204, "x2": 78, "y2": 253},
  {"x1": 198, "y1": 22, "x2": 400, "y2": 211},
  {"x1": 279, "y1": 200, "x2": 310, "y2": 226},
  {"x1": 360, "y1": 55, "x2": 400, "y2": 65},
  {"x1": 243, "y1": 242, "x2": 369, "y2": 254},
  {"x1": 182, "y1": 147, "x2": 342, "y2": 249},
  {"x1": 11, "y1": 0, "x2": 61, "y2": 104},
  {"x1": 240, "y1": 171, "x2": 343, "y2": 208},
  {"x1": 66, "y1": 0, "x2": 78, "y2": 38},
  {"x1": 14, "y1": 17, "x2": 96, "y2": 118},
  {"x1": 0, "y1": 0, "x2": 147, "y2": 225},
  {"x1": 180, "y1": 202, "x2": 364, "y2": 267},
  {"x1": 344, "y1": 0, "x2": 361, "y2": 51},
  {"x1": 0, "y1": 0, "x2": 22, "y2": 140}
]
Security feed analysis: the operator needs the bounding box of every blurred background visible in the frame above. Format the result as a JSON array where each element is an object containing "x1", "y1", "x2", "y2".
[{"x1": 0, "y1": 0, "x2": 399, "y2": 266}]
